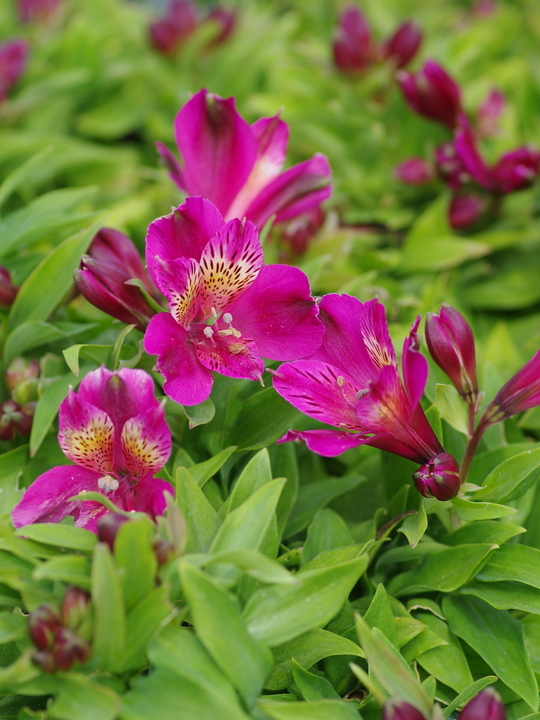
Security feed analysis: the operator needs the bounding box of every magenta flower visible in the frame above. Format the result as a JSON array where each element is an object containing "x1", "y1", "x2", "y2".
[
  {"x1": 143, "y1": 197, "x2": 324, "y2": 406},
  {"x1": 483, "y1": 348, "x2": 540, "y2": 424},
  {"x1": 398, "y1": 60, "x2": 462, "y2": 128},
  {"x1": 332, "y1": 5, "x2": 373, "y2": 73},
  {"x1": 74, "y1": 228, "x2": 161, "y2": 331},
  {"x1": 12, "y1": 367, "x2": 173, "y2": 532},
  {"x1": 272, "y1": 294, "x2": 460, "y2": 501},
  {"x1": 149, "y1": 0, "x2": 198, "y2": 57},
  {"x1": 477, "y1": 88, "x2": 506, "y2": 138},
  {"x1": 381, "y1": 21, "x2": 422, "y2": 69},
  {"x1": 382, "y1": 699, "x2": 426, "y2": 720},
  {"x1": 0, "y1": 39, "x2": 29, "y2": 103},
  {"x1": 205, "y1": 6, "x2": 236, "y2": 47},
  {"x1": 156, "y1": 89, "x2": 331, "y2": 231},
  {"x1": 459, "y1": 689, "x2": 505, "y2": 720},
  {"x1": 394, "y1": 158, "x2": 434, "y2": 185}
]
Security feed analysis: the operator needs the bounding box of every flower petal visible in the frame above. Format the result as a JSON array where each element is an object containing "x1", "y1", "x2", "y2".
[
  {"x1": 401, "y1": 315, "x2": 428, "y2": 409},
  {"x1": 151, "y1": 255, "x2": 201, "y2": 328},
  {"x1": 130, "y1": 476, "x2": 175, "y2": 519},
  {"x1": 226, "y1": 115, "x2": 289, "y2": 219},
  {"x1": 272, "y1": 360, "x2": 363, "y2": 430},
  {"x1": 146, "y1": 198, "x2": 225, "y2": 287},
  {"x1": 199, "y1": 217, "x2": 263, "y2": 315},
  {"x1": 174, "y1": 89, "x2": 257, "y2": 216},
  {"x1": 144, "y1": 312, "x2": 213, "y2": 406},
  {"x1": 11, "y1": 465, "x2": 102, "y2": 529},
  {"x1": 155, "y1": 140, "x2": 187, "y2": 191},
  {"x1": 193, "y1": 326, "x2": 264, "y2": 382},
  {"x1": 454, "y1": 116, "x2": 492, "y2": 189},
  {"x1": 244, "y1": 153, "x2": 332, "y2": 230},
  {"x1": 226, "y1": 264, "x2": 324, "y2": 360},
  {"x1": 121, "y1": 406, "x2": 172, "y2": 478},
  {"x1": 355, "y1": 364, "x2": 411, "y2": 435},
  {"x1": 277, "y1": 429, "x2": 369, "y2": 457},
  {"x1": 58, "y1": 391, "x2": 114, "y2": 474}
]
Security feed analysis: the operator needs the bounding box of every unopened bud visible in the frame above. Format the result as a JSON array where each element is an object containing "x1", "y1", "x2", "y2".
[
  {"x1": 492, "y1": 146, "x2": 540, "y2": 194},
  {"x1": 395, "y1": 158, "x2": 434, "y2": 186},
  {"x1": 398, "y1": 60, "x2": 461, "y2": 128},
  {"x1": 32, "y1": 649, "x2": 56, "y2": 673},
  {"x1": 458, "y1": 688, "x2": 505, "y2": 720},
  {"x1": 483, "y1": 347, "x2": 540, "y2": 424},
  {"x1": 448, "y1": 193, "x2": 488, "y2": 230},
  {"x1": 383, "y1": 699, "x2": 427, "y2": 720},
  {"x1": 0, "y1": 266, "x2": 18, "y2": 308},
  {"x1": 149, "y1": 0, "x2": 197, "y2": 56},
  {"x1": 382, "y1": 21, "x2": 422, "y2": 69},
  {"x1": 0, "y1": 399, "x2": 34, "y2": 440},
  {"x1": 413, "y1": 452, "x2": 460, "y2": 500},
  {"x1": 28, "y1": 605, "x2": 61, "y2": 651},
  {"x1": 0, "y1": 39, "x2": 29, "y2": 103},
  {"x1": 206, "y1": 6, "x2": 236, "y2": 47},
  {"x1": 5, "y1": 357, "x2": 39, "y2": 399},
  {"x1": 332, "y1": 5, "x2": 373, "y2": 73},
  {"x1": 97, "y1": 512, "x2": 131, "y2": 551},
  {"x1": 61, "y1": 587, "x2": 90, "y2": 631},
  {"x1": 52, "y1": 626, "x2": 90, "y2": 671}
]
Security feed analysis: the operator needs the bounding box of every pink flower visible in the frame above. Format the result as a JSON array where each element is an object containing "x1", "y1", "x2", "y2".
[
  {"x1": 381, "y1": 21, "x2": 422, "y2": 69},
  {"x1": 205, "y1": 6, "x2": 236, "y2": 47},
  {"x1": 11, "y1": 367, "x2": 173, "y2": 532},
  {"x1": 477, "y1": 88, "x2": 506, "y2": 138},
  {"x1": 156, "y1": 89, "x2": 332, "y2": 231},
  {"x1": 143, "y1": 197, "x2": 324, "y2": 406},
  {"x1": 272, "y1": 295, "x2": 459, "y2": 501},
  {"x1": 149, "y1": 0, "x2": 197, "y2": 57},
  {"x1": 398, "y1": 60, "x2": 462, "y2": 128},
  {"x1": 459, "y1": 689, "x2": 505, "y2": 720},
  {"x1": 483, "y1": 348, "x2": 540, "y2": 424},
  {"x1": 394, "y1": 158, "x2": 434, "y2": 185},
  {"x1": 448, "y1": 193, "x2": 489, "y2": 230},
  {"x1": 332, "y1": 5, "x2": 373, "y2": 73},
  {"x1": 0, "y1": 39, "x2": 29, "y2": 103}
]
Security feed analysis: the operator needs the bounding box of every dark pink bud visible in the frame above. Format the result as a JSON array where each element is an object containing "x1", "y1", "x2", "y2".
[
  {"x1": 61, "y1": 587, "x2": 90, "y2": 631},
  {"x1": 18, "y1": 0, "x2": 61, "y2": 23},
  {"x1": 413, "y1": 452, "x2": 460, "y2": 500},
  {"x1": 484, "y1": 348, "x2": 540, "y2": 424},
  {"x1": 332, "y1": 5, "x2": 373, "y2": 73},
  {"x1": 473, "y1": 0, "x2": 497, "y2": 17},
  {"x1": 394, "y1": 158, "x2": 433, "y2": 185},
  {"x1": 383, "y1": 699, "x2": 427, "y2": 720},
  {"x1": 206, "y1": 6, "x2": 236, "y2": 47},
  {"x1": 149, "y1": 0, "x2": 197, "y2": 56},
  {"x1": 477, "y1": 89, "x2": 505, "y2": 138},
  {"x1": 459, "y1": 688, "x2": 505, "y2": 720},
  {"x1": 279, "y1": 207, "x2": 325, "y2": 256},
  {"x1": 0, "y1": 399, "x2": 34, "y2": 440},
  {"x1": 97, "y1": 512, "x2": 131, "y2": 551},
  {"x1": 28, "y1": 605, "x2": 61, "y2": 651},
  {"x1": 0, "y1": 39, "x2": 29, "y2": 103},
  {"x1": 425, "y1": 304, "x2": 478, "y2": 405},
  {"x1": 0, "y1": 266, "x2": 18, "y2": 308},
  {"x1": 32, "y1": 649, "x2": 57, "y2": 673},
  {"x1": 491, "y1": 146, "x2": 540, "y2": 194},
  {"x1": 74, "y1": 228, "x2": 160, "y2": 331},
  {"x1": 382, "y1": 21, "x2": 422, "y2": 69},
  {"x1": 448, "y1": 193, "x2": 488, "y2": 230},
  {"x1": 435, "y1": 141, "x2": 470, "y2": 190},
  {"x1": 52, "y1": 627, "x2": 90, "y2": 671},
  {"x1": 397, "y1": 60, "x2": 462, "y2": 128}
]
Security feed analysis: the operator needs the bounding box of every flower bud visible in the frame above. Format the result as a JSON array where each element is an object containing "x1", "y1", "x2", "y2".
[
  {"x1": 0, "y1": 399, "x2": 34, "y2": 440},
  {"x1": 74, "y1": 228, "x2": 160, "y2": 331},
  {"x1": 28, "y1": 605, "x2": 61, "y2": 651},
  {"x1": 97, "y1": 512, "x2": 131, "y2": 551},
  {"x1": 5, "y1": 358, "x2": 39, "y2": 403},
  {"x1": 448, "y1": 193, "x2": 488, "y2": 230},
  {"x1": 477, "y1": 89, "x2": 505, "y2": 138},
  {"x1": 279, "y1": 207, "x2": 325, "y2": 256},
  {"x1": 413, "y1": 452, "x2": 460, "y2": 500},
  {"x1": 382, "y1": 21, "x2": 422, "y2": 69},
  {"x1": 397, "y1": 60, "x2": 462, "y2": 128},
  {"x1": 206, "y1": 6, "x2": 236, "y2": 47},
  {"x1": 491, "y1": 146, "x2": 540, "y2": 194},
  {"x1": 435, "y1": 142, "x2": 469, "y2": 190},
  {"x1": 332, "y1": 5, "x2": 373, "y2": 73},
  {"x1": 483, "y1": 348, "x2": 540, "y2": 424},
  {"x1": 0, "y1": 39, "x2": 29, "y2": 103},
  {"x1": 394, "y1": 158, "x2": 434, "y2": 186},
  {"x1": 383, "y1": 699, "x2": 427, "y2": 720},
  {"x1": 458, "y1": 688, "x2": 505, "y2": 720},
  {"x1": 32, "y1": 649, "x2": 56, "y2": 673},
  {"x1": 61, "y1": 587, "x2": 90, "y2": 631},
  {"x1": 0, "y1": 266, "x2": 18, "y2": 308},
  {"x1": 425, "y1": 304, "x2": 478, "y2": 405},
  {"x1": 52, "y1": 626, "x2": 90, "y2": 671},
  {"x1": 149, "y1": 0, "x2": 197, "y2": 56}
]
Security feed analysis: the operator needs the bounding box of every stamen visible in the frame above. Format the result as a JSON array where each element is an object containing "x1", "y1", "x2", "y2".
[
  {"x1": 337, "y1": 376, "x2": 345, "y2": 387},
  {"x1": 97, "y1": 475, "x2": 119, "y2": 493},
  {"x1": 223, "y1": 312, "x2": 233, "y2": 324},
  {"x1": 203, "y1": 326, "x2": 214, "y2": 338}
]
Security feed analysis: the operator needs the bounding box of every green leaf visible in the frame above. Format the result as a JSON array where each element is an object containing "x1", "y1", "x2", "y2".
[
  {"x1": 90, "y1": 544, "x2": 126, "y2": 672},
  {"x1": 8, "y1": 222, "x2": 101, "y2": 331},
  {"x1": 32, "y1": 555, "x2": 91, "y2": 589},
  {"x1": 398, "y1": 504, "x2": 428, "y2": 548},
  {"x1": 285, "y1": 475, "x2": 365, "y2": 537},
  {"x1": 118, "y1": 586, "x2": 172, "y2": 673},
  {"x1": 443, "y1": 520, "x2": 525, "y2": 546},
  {"x1": 451, "y1": 497, "x2": 517, "y2": 521},
  {"x1": 443, "y1": 595, "x2": 538, "y2": 711},
  {"x1": 476, "y1": 544, "x2": 540, "y2": 589},
  {"x1": 243, "y1": 555, "x2": 368, "y2": 647},
  {"x1": 443, "y1": 677, "x2": 498, "y2": 718},
  {"x1": 183, "y1": 398, "x2": 216, "y2": 428},
  {"x1": 473, "y1": 448, "x2": 540, "y2": 502},
  {"x1": 183, "y1": 446, "x2": 236, "y2": 488},
  {"x1": 16, "y1": 524, "x2": 96, "y2": 552},
  {"x1": 228, "y1": 449, "x2": 273, "y2": 511},
  {"x1": 228, "y1": 387, "x2": 299, "y2": 450},
  {"x1": 180, "y1": 563, "x2": 272, "y2": 709},
  {"x1": 0, "y1": 446, "x2": 29, "y2": 514},
  {"x1": 291, "y1": 659, "x2": 340, "y2": 700},
  {"x1": 114, "y1": 519, "x2": 158, "y2": 611},
  {"x1": 364, "y1": 584, "x2": 399, "y2": 647},
  {"x1": 175, "y1": 467, "x2": 221, "y2": 553},
  {"x1": 257, "y1": 699, "x2": 360, "y2": 720},
  {"x1": 200, "y1": 549, "x2": 295, "y2": 585},
  {"x1": 302, "y1": 509, "x2": 355, "y2": 565},
  {"x1": 30, "y1": 372, "x2": 81, "y2": 457},
  {"x1": 47, "y1": 675, "x2": 119, "y2": 720},
  {"x1": 4, "y1": 321, "x2": 97, "y2": 364},
  {"x1": 355, "y1": 614, "x2": 432, "y2": 716},
  {"x1": 0, "y1": 147, "x2": 53, "y2": 213},
  {"x1": 462, "y1": 581, "x2": 540, "y2": 614},
  {"x1": 435, "y1": 384, "x2": 469, "y2": 435},
  {"x1": 388, "y1": 544, "x2": 497, "y2": 596},
  {"x1": 63, "y1": 344, "x2": 113, "y2": 376}
]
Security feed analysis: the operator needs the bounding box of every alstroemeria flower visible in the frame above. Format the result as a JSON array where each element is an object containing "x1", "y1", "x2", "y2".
[
  {"x1": 12, "y1": 367, "x2": 173, "y2": 532},
  {"x1": 273, "y1": 295, "x2": 459, "y2": 500},
  {"x1": 144, "y1": 197, "x2": 324, "y2": 407},
  {"x1": 156, "y1": 89, "x2": 332, "y2": 231},
  {"x1": 0, "y1": 39, "x2": 29, "y2": 103}
]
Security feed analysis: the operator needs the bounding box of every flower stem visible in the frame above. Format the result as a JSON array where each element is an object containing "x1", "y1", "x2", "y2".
[{"x1": 460, "y1": 417, "x2": 490, "y2": 483}]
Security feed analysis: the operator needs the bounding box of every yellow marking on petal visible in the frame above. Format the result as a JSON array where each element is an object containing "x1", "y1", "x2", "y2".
[
  {"x1": 60, "y1": 413, "x2": 114, "y2": 474},
  {"x1": 169, "y1": 266, "x2": 200, "y2": 329},
  {"x1": 121, "y1": 418, "x2": 169, "y2": 477}
]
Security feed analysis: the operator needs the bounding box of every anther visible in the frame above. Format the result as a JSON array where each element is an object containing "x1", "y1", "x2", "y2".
[
  {"x1": 98, "y1": 475, "x2": 119, "y2": 493},
  {"x1": 203, "y1": 326, "x2": 214, "y2": 338}
]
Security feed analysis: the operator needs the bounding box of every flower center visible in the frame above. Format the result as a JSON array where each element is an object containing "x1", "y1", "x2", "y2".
[{"x1": 97, "y1": 474, "x2": 119, "y2": 493}]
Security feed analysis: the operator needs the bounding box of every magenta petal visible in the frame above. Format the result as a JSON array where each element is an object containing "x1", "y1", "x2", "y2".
[
  {"x1": 131, "y1": 476, "x2": 175, "y2": 518},
  {"x1": 144, "y1": 312, "x2": 213, "y2": 406},
  {"x1": 454, "y1": 116, "x2": 492, "y2": 189},
  {"x1": 11, "y1": 466, "x2": 101, "y2": 529},
  {"x1": 277, "y1": 429, "x2": 369, "y2": 457},
  {"x1": 244, "y1": 154, "x2": 332, "y2": 230},
  {"x1": 58, "y1": 391, "x2": 114, "y2": 474},
  {"x1": 151, "y1": 255, "x2": 201, "y2": 327},
  {"x1": 194, "y1": 328, "x2": 264, "y2": 381},
  {"x1": 155, "y1": 141, "x2": 187, "y2": 191},
  {"x1": 227, "y1": 265, "x2": 323, "y2": 360},
  {"x1": 146, "y1": 198, "x2": 225, "y2": 285},
  {"x1": 401, "y1": 316, "x2": 428, "y2": 409},
  {"x1": 355, "y1": 365, "x2": 411, "y2": 435},
  {"x1": 272, "y1": 360, "x2": 363, "y2": 430},
  {"x1": 121, "y1": 406, "x2": 172, "y2": 478},
  {"x1": 174, "y1": 89, "x2": 257, "y2": 216}
]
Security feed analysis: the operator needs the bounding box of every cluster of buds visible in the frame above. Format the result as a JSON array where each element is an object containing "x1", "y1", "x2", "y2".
[
  {"x1": 383, "y1": 688, "x2": 505, "y2": 720},
  {"x1": 0, "y1": 39, "x2": 28, "y2": 104},
  {"x1": 74, "y1": 228, "x2": 162, "y2": 331},
  {"x1": 332, "y1": 5, "x2": 421, "y2": 74},
  {"x1": 0, "y1": 358, "x2": 39, "y2": 442},
  {"x1": 149, "y1": 0, "x2": 235, "y2": 57},
  {"x1": 98, "y1": 512, "x2": 178, "y2": 568},
  {"x1": 29, "y1": 587, "x2": 91, "y2": 673}
]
